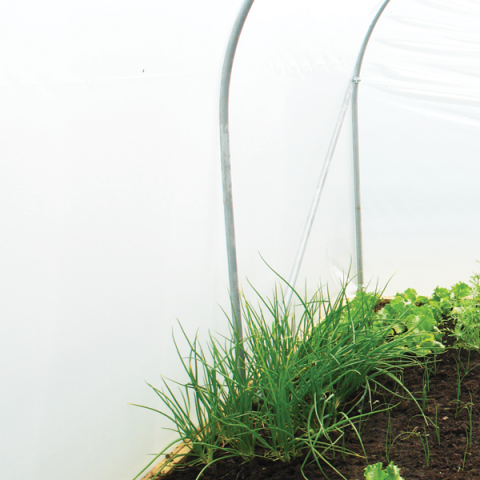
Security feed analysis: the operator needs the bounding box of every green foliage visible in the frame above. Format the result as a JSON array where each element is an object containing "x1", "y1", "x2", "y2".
[
  {"x1": 362, "y1": 289, "x2": 445, "y2": 356},
  {"x1": 131, "y1": 264, "x2": 480, "y2": 480},
  {"x1": 451, "y1": 282, "x2": 471, "y2": 300},
  {"x1": 451, "y1": 304, "x2": 480, "y2": 349},
  {"x1": 448, "y1": 276, "x2": 480, "y2": 349},
  {"x1": 433, "y1": 269, "x2": 480, "y2": 350},
  {"x1": 363, "y1": 266, "x2": 480, "y2": 353},
  {"x1": 366, "y1": 270, "x2": 480, "y2": 354},
  {"x1": 364, "y1": 462, "x2": 404, "y2": 480},
  {"x1": 131, "y1": 276, "x2": 420, "y2": 479},
  {"x1": 430, "y1": 282, "x2": 471, "y2": 320}
]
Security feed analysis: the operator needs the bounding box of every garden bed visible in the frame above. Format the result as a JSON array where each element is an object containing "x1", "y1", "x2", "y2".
[
  {"x1": 161, "y1": 345, "x2": 480, "y2": 480},
  {"x1": 135, "y1": 276, "x2": 480, "y2": 480}
]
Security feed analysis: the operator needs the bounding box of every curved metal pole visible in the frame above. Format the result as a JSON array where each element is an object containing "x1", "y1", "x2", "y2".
[
  {"x1": 220, "y1": 0, "x2": 255, "y2": 370},
  {"x1": 352, "y1": 0, "x2": 392, "y2": 289}
]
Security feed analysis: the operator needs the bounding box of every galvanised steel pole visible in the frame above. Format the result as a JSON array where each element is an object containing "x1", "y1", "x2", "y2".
[
  {"x1": 220, "y1": 0, "x2": 255, "y2": 374},
  {"x1": 352, "y1": 0, "x2": 392, "y2": 289}
]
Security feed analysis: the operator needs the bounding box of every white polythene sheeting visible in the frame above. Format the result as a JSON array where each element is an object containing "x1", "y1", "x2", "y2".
[
  {"x1": 360, "y1": 0, "x2": 480, "y2": 294},
  {"x1": 0, "y1": 1, "x2": 479, "y2": 480}
]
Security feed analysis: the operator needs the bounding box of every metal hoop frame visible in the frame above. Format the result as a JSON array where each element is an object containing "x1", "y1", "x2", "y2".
[{"x1": 219, "y1": 0, "x2": 392, "y2": 335}]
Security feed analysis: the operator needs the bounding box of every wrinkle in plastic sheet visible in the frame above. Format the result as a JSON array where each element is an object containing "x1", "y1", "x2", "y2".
[
  {"x1": 362, "y1": 0, "x2": 480, "y2": 122},
  {"x1": 358, "y1": 0, "x2": 480, "y2": 295},
  {"x1": 374, "y1": 38, "x2": 480, "y2": 56},
  {"x1": 391, "y1": 15, "x2": 480, "y2": 37},
  {"x1": 414, "y1": 0, "x2": 480, "y2": 16},
  {"x1": 366, "y1": 70, "x2": 480, "y2": 110},
  {"x1": 368, "y1": 85, "x2": 480, "y2": 110}
]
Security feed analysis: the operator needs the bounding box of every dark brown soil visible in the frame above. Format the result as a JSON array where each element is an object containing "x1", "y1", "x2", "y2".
[{"x1": 161, "y1": 336, "x2": 480, "y2": 479}]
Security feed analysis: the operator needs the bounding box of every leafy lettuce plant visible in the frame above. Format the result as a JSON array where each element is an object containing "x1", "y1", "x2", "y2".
[
  {"x1": 426, "y1": 269, "x2": 480, "y2": 349},
  {"x1": 358, "y1": 268, "x2": 480, "y2": 353},
  {"x1": 370, "y1": 289, "x2": 444, "y2": 356},
  {"x1": 364, "y1": 462, "x2": 404, "y2": 480},
  {"x1": 430, "y1": 281, "x2": 471, "y2": 320},
  {"x1": 448, "y1": 274, "x2": 480, "y2": 349}
]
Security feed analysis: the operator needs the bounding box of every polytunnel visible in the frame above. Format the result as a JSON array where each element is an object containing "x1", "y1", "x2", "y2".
[{"x1": 1, "y1": 0, "x2": 480, "y2": 479}]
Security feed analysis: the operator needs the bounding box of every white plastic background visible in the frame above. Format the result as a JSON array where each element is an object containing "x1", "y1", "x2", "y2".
[
  {"x1": 360, "y1": 0, "x2": 480, "y2": 293},
  {"x1": 0, "y1": 1, "x2": 478, "y2": 479}
]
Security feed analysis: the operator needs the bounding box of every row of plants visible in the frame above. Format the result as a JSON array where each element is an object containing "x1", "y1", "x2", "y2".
[
  {"x1": 344, "y1": 265, "x2": 480, "y2": 357},
  {"x1": 356, "y1": 330, "x2": 480, "y2": 478},
  {"x1": 132, "y1": 267, "x2": 480, "y2": 480}
]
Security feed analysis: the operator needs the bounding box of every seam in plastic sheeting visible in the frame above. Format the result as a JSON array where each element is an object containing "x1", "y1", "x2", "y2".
[
  {"x1": 368, "y1": 62, "x2": 480, "y2": 88},
  {"x1": 0, "y1": 71, "x2": 209, "y2": 88},
  {"x1": 362, "y1": 93, "x2": 480, "y2": 127},
  {"x1": 414, "y1": 0, "x2": 480, "y2": 16},
  {"x1": 372, "y1": 38, "x2": 480, "y2": 56},
  {"x1": 367, "y1": 70, "x2": 480, "y2": 100},
  {"x1": 368, "y1": 84, "x2": 480, "y2": 107},
  {"x1": 390, "y1": 15, "x2": 480, "y2": 35}
]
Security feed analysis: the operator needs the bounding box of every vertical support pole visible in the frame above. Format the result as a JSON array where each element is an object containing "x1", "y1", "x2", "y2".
[
  {"x1": 351, "y1": 0, "x2": 392, "y2": 289},
  {"x1": 352, "y1": 76, "x2": 364, "y2": 289},
  {"x1": 219, "y1": 0, "x2": 255, "y2": 376}
]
